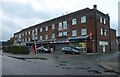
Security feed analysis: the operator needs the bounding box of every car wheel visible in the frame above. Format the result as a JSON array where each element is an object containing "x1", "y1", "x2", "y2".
[
  {"x1": 62, "y1": 51, "x2": 65, "y2": 54},
  {"x1": 72, "y1": 52, "x2": 75, "y2": 55}
]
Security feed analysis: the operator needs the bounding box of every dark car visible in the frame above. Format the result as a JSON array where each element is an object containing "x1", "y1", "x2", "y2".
[
  {"x1": 37, "y1": 47, "x2": 51, "y2": 53},
  {"x1": 62, "y1": 47, "x2": 81, "y2": 54}
]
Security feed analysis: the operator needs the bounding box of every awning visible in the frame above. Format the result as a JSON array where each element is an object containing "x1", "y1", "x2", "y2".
[{"x1": 68, "y1": 35, "x2": 89, "y2": 42}]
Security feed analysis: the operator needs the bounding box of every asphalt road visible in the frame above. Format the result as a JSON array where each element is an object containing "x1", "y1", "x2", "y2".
[
  {"x1": 2, "y1": 52, "x2": 119, "y2": 75},
  {"x1": 2, "y1": 55, "x2": 96, "y2": 75}
]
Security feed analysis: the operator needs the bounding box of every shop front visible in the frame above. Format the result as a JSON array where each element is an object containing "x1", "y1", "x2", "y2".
[{"x1": 68, "y1": 35, "x2": 89, "y2": 52}]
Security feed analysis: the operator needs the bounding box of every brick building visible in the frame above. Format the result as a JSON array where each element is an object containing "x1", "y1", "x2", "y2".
[
  {"x1": 116, "y1": 36, "x2": 120, "y2": 51},
  {"x1": 14, "y1": 5, "x2": 112, "y2": 53}
]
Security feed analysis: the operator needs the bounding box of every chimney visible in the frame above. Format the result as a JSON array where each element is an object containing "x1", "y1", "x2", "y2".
[{"x1": 93, "y1": 5, "x2": 97, "y2": 10}]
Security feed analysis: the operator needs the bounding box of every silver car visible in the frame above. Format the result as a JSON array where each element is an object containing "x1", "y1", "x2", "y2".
[
  {"x1": 62, "y1": 47, "x2": 81, "y2": 54},
  {"x1": 37, "y1": 47, "x2": 51, "y2": 53}
]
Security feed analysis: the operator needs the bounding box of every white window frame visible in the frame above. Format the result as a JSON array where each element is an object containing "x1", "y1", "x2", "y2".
[
  {"x1": 25, "y1": 38, "x2": 27, "y2": 42},
  {"x1": 32, "y1": 29, "x2": 35, "y2": 36},
  {"x1": 28, "y1": 31, "x2": 31, "y2": 35},
  {"x1": 100, "y1": 17, "x2": 102, "y2": 23},
  {"x1": 63, "y1": 32, "x2": 67, "y2": 36},
  {"x1": 35, "y1": 28, "x2": 38, "y2": 35},
  {"x1": 22, "y1": 33, "x2": 24, "y2": 36},
  {"x1": 45, "y1": 35, "x2": 48, "y2": 39},
  {"x1": 40, "y1": 36, "x2": 42, "y2": 40},
  {"x1": 45, "y1": 26, "x2": 48, "y2": 31},
  {"x1": 25, "y1": 32, "x2": 27, "y2": 36},
  {"x1": 51, "y1": 34, "x2": 55, "y2": 39},
  {"x1": 72, "y1": 18, "x2": 77, "y2": 25},
  {"x1": 81, "y1": 29, "x2": 87, "y2": 35},
  {"x1": 63, "y1": 21, "x2": 67, "y2": 29},
  {"x1": 59, "y1": 32, "x2": 62, "y2": 37},
  {"x1": 104, "y1": 29, "x2": 107, "y2": 36},
  {"x1": 28, "y1": 38, "x2": 30, "y2": 42},
  {"x1": 40, "y1": 28, "x2": 42, "y2": 32},
  {"x1": 101, "y1": 29, "x2": 103, "y2": 35},
  {"x1": 52, "y1": 24, "x2": 55, "y2": 29},
  {"x1": 58, "y1": 22, "x2": 62, "y2": 30},
  {"x1": 104, "y1": 18, "x2": 106, "y2": 24},
  {"x1": 72, "y1": 30, "x2": 77, "y2": 36},
  {"x1": 81, "y1": 16, "x2": 86, "y2": 23}
]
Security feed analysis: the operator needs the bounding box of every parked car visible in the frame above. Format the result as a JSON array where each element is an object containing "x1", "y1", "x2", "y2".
[
  {"x1": 62, "y1": 47, "x2": 81, "y2": 54},
  {"x1": 37, "y1": 47, "x2": 51, "y2": 53}
]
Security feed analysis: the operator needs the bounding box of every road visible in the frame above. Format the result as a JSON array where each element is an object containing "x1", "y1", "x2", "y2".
[{"x1": 2, "y1": 52, "x2": 119, "y2": 75}]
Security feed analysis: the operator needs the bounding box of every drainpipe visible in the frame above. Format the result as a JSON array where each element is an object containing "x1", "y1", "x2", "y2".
[{"x1": 93, "y1": 5, "x2": 97, "y2": 53}]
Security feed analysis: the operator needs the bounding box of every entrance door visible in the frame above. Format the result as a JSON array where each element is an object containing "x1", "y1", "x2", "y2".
[{"x1": 103, "y1": 45, "x2": 105, "y2": 52}]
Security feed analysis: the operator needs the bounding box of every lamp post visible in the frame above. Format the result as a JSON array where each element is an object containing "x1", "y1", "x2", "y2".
[{"x1": 33, "y1": 31, "x2": 37, "y2": 55}]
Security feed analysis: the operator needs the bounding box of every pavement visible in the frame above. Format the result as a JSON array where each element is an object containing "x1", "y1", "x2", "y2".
[
  {"x1": 0, "y1": 50, "x2": 119, "y2": 74},
  {"x1": 97, "y1": 51, "x2": 120, "y2": 74}
]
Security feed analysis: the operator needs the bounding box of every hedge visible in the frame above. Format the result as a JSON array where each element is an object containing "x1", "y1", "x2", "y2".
[{"x1": 3, "y1": 46, "x2": 30, "y2": 54}]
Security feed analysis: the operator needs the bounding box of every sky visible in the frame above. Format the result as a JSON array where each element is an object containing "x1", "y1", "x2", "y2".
[{"x1": 0, "y1": 0, "x2": 119, "y2": 41}]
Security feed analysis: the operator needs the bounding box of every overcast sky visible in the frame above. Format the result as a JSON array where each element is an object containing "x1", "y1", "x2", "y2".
[{"x1": 0, "y1": 0, "x2": 119, "y2": 41}]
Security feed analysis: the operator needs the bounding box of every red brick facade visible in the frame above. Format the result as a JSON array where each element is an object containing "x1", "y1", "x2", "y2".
[{"x1": 14, "y1": 5, "x2": 113, "y2": 53}]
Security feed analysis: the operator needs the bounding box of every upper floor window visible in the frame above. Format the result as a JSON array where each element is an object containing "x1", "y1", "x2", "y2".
[
  {"x1": 32, "y1": 29, "x2": 35, "y2": 36},
  {"x1": 52, "y1": 24, "x2": 55, "y2": 29},
  {"x1": 104, "y1": 30, "x2": 107, "y2": 36},
  {"x1": 101, "y1": 29, "x2": 103, "y2": 35},
  {"x1": 40, "y1": 28, "x2": 42, "y2": 32},
  {"x1": 100, "y1": 17, "x2": 102, "y2": 23},
  {"x1": 51, "y1": 34, "x2": 55, "y2": 39},
  {"x1": 81, "y1": 16, "x2": 86, "y2": 23},
  {"x1": 25, "y1": 38, "x2": 27, "y2": 42},
  {"x1": 72, "y1": 30, "x2": 77, "y2": 36},
  {"x1": 45, "y1": 26, "x2": 48, "y2": 31},
  {"x1": 81, "y1": 29, "x2": 87, "y2": 35},
  {"x1": 25, "y1": 32, "x2": 27, "y2": 36},
  {"x1": 72, "y1": 18, "x2": 77, "y2": 25},
  {"x1": 35, "y1": 28, "x2": 38, "y2": 35},
  {"x1": 18, "y1": 34, "x2": 21, "y2": 38},
  {"x1": 104, "y1": 18, "x2": 106, "y2": 24},
  {"x1": 63, "y1": 21, "x2": 67, "y2": 29},
  {"x1": 59, "y1": 32, "x2": 62, "y2": 37},
  {"x1": 28, "y1": 38, "x2": 30, "y2": 42},
  {"x1": 40, "y1": 36, "x2": 42, "y2": 40},
  {"x1": 45, "y1": 35, "x2": 48, "y2": 39},
  {"x1": 22, "y1": 33, "x2": 24, "y2": 36},
  {"x1": 58, "y1": 22, "x2": 62, "y2": 30},
  {"x1": 28, "y1": 31, "x2": 31, "y2": 35},
  {"x1": 63, "y1": 32, "x2": 67, "y2": 36}
]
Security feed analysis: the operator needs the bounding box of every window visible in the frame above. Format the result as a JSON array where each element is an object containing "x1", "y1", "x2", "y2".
[
  {"x1": 72, "y1": 18, "x2": 77, "y2": 25},
  {"x1": 35, "y1": 28, "x2": 38, "y2": 35},
  {"x1": 51, "y1": 34, "x2": 55, "y2": 39},
  {"x1": 81, "y1": 16, "x2": 86, "y2": 23},
  {"x1": 22, "y1": 39, "x2": 24, "y2": 42},
  {"x1": 25, "y1": 32, "x2": 27, "y2": 36},
  {"x1": 63, "y1": 32, "x2": 67, "y2": 36},
  {"x1": 81, "y1": 29, "x2": 87, "y2": 35},
  {"x1": 45, "y1": 35, "x2": 48, "y2": 39},
  {"x1": 58, "y1": 22, "x2": 62, "y2": 30},
  {"x1": 100, "y1": 17, "x2": 102, "y2": 23},
  {"x1": 59, "y1": 32, "x2": 62, "y2": 37},
  {"x1": 18, "y1": 34, "x2": 21, "y2": 38},
  {"x1": 25, "y1": 38, "x2": 27, "y2": 42},
  {"x1": 63, "y1": 21, "x2": 67, "y2": 29},
  {"x1": 40, "y1": 28, "x2": 42, "y2": 32},
  {"x1": 45, "y1": 26, "x2": 48, "y2": 31},
  {"x1": 35, "y1": 36, "x2": 38, "y2": 40},
  {"x1": 40, "y1": 36, "x2": 42, "y2": 40},
  {"x1": 101, "y1": 29, "x2": 103, "y2": 35},
  {"x1": 72, "y1": 30, "x2": 77, "y2": 36},
  {"x1": 22, "y1": 33, "x2": 24, "y2": 36},
  {"x1": 28, "y1": 38, "x2": 30, "y2": 42},
  {"x1": 28, "y1": 31, "x2": 31, "y2": 35},
  {"x1": 32, "y1": 29, "x2": 34, "y2": 36},
  {"x1": 32, "y1": 36, "x2": 34, "y2": 40},
  {"x1": 52, "y1": 24, "x2": 55, "y2": 29},
  {"x1": 104, "y1": 30, "x2": 107, "y2": 36},
  {"x1": 104, "y1": 18, "x2": 106, "y2": 24}
]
